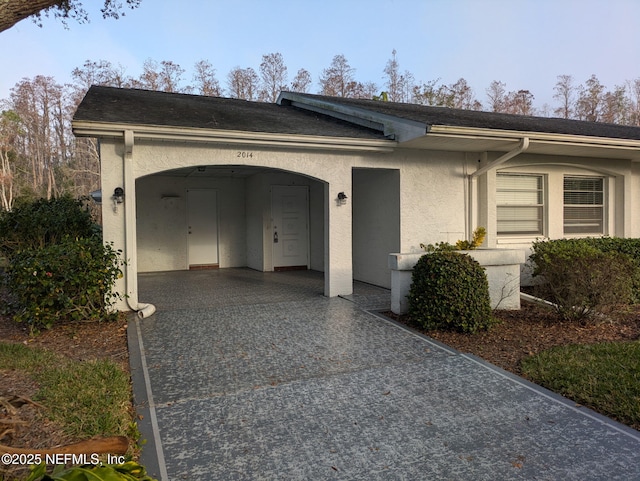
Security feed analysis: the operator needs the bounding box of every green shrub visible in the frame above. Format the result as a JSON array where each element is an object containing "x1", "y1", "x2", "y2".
[
  {"x1": 0, "y1": 197, "x2": 122, "y2": 331},
  {"x1": 529, "y1": 238, "x2": 634, "y2": 321},
  {"x1": 578, "y1": 237, "x2": 640, "y2": 302},
  {"x1": 27, "y1": 461, "x2": 157, "y2": 481},
  {"x1": 408, "y1": 251, "x2": 495, "y2": 333},
  {"x1": 5, "y1": 236, "x2": 122, "y2": 329},
  {"x1": 0, "y1": 195, "x2": 97, "y2": 257}
]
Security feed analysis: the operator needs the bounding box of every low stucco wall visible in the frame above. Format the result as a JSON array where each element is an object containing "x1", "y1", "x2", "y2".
[{"x1": 388, "y1": 249, "x2": 526, "y2": 315}]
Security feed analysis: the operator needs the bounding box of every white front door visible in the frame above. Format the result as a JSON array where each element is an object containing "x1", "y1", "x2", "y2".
[
  {"x1": 271, "y1": 185, "x2": 309, "y2": 270},
  {"x1": 187, "y1": 189, "x2": 219, "y2": 268}
]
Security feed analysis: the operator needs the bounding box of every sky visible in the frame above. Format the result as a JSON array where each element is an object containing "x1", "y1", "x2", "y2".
[{"x1": 1, "y1": 0, "x2": 639, "y2": 110}]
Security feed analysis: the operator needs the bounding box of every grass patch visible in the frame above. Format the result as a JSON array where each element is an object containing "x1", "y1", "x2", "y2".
[
  {"x1": 0, "y1": 342, "x2": 132, "y2": 439},
  {"x1": 521, "y1": 340, "x2": 640, "y2": 430}
]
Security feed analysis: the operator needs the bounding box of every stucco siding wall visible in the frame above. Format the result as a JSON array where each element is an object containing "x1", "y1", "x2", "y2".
[
  {"x1": 245, "y1": 174, "x2": 264, "y2": 271},
  {"x1": 135, "y1": 175, "x2": 246, "y2": 272},
  {"x1": 395, "y1": 150, "x2": 468, "y2": 253},
  {"x1": 136, "y1": 176, "x2": 187, "y2": 271},
  {"x1": 352, "y1": 168, "x2": 400, "y2": 288}
]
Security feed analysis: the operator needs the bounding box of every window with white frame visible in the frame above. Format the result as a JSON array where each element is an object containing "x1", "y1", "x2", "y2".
[
  {"x1": 497, "y1": 173, "x2": 544, "y2": 235},
  {"x1": 563, "y1": 176, "x2": 604, "y2": 235}
]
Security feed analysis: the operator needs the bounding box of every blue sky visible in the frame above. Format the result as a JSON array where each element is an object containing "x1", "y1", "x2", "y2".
[{"x1": 1, "y1": 0, "x2": 639, "y2": 110}]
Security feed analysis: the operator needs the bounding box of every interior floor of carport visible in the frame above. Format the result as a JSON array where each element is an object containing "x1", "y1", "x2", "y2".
[{"x1": 131, "y1": 268, "x2": 640, "y2": 481}]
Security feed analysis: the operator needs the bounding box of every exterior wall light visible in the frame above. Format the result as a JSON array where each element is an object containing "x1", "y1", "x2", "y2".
[
  {"x1": 113, "y1": 187, "x2": 124, "y2": 203},
  {"x1": 112, "y1": 187, "x2": 124, "y2": 213},
  {"x1": 337, "y1": 192, "x2": 348, "y2": 205}
]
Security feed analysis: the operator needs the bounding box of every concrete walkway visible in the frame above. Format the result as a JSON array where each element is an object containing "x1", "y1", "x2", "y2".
[{"x1": 128, "y1": 269, "x2": 640, "y2": 480}]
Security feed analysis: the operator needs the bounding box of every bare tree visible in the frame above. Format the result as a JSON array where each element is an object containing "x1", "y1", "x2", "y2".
[
  {"x1": 351, "y1": 81, "x2": 378, "y2": 99},
  {"x1": 131, "y1": 59, "x2": 160, "y2": 91},
  {"x1": 259, "y1": 52, "x2": 288, "y2": 102},
  {"x1": 600, "y1": 85, "x2": 629, "y2": 124},
  {"x1": 627, "y1": 78, "x2": 640, "y2": 126},
  {"x1": 412, "y1": 79, "x2": 448, "y2": 106},
  {"x1": 506, "y1": 89, "x2": 535, "y2": 116},
  {"x1": 0, "y1": 110, "x2": 20, "y2": 210},
  {"x1": 227, "y1": 67, "x2": 259, "y2": 100},
  {"x1": 0, "y1": 0, "x2": 141, "y2": 33},
  {"x1": 553, "y1": 74, "x2": 575, "y2": 119},
  {"x1": 8, "y1": 76, "x2": 71, "y2": 199},
  {"x1": 486, "y1": 80, "x2": 508, "y2": 112},
  {"x1": 381, "y1": 50, "x2": 415, "y2": 103},
  {"x1": 291, "y1": 68, "x2": 312, "y2": 93},
  {"x1": 157, "y1": 60, "x2": 185, "y2": 93},
  {"x1": 192, "y1": 60, "x2": 222, "y2": 97},
  {"x1": 383, "y1": 49, "x2": 402, "y2": 102},
  {"x1": 447, "y1": 78, "x2": 482, "y2": 110},
  {"x1": 575, "y1": 74, "x2": 605, "y2": 122},
  {"x1": 319, "y1": 54, "x2": 356, "y2": 97}
]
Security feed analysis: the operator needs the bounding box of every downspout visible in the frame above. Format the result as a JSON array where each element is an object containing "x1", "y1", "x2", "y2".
[
  {"x1": 466, "y1": 137, "x2": 530, "y2": 243},
  {"x1": 123, "y1": 130, "x2": 156, "y2": 319},
  {"x1": 471, "y1": 137, "x2": 530, "y2": 179}
]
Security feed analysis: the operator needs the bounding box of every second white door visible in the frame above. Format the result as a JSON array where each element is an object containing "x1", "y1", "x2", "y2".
[{"x1": 271, "y1": 185, "x2": 309, "y2": 270}]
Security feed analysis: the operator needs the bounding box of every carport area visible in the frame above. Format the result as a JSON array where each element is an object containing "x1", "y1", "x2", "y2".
[{"x1": 128, "y1": 269, "x2": 640, "y2": 480}]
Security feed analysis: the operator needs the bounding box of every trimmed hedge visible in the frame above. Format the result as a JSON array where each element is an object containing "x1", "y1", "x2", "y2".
[
  {"x1": 408, "y1": 251, "x2": 495, "y2": 333},
  {"x1": 529, "y1": 238, "x2": 636, "y2": 320}
]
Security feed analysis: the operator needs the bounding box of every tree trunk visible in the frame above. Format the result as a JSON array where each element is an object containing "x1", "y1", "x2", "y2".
[{"x1": 0, "y1": 0, "x2": 60, "y2": 33}]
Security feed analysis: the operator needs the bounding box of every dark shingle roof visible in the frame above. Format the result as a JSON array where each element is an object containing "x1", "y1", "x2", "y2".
[
  {"x1": 73, "y1": 86, "x2": 387, "y2": 140},
  {"x1": 286, "y1": 93, "x2": 640, "y2": 141}
]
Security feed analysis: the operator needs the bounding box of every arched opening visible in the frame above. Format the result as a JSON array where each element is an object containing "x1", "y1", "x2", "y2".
[{"x1": 135, "y1": 165, "x2": 326, "y2": 276}]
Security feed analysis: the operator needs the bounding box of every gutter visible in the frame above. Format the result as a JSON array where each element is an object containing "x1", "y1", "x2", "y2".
[{"x1": 123, "y1": 130, "x2": 156, "y2": 319}]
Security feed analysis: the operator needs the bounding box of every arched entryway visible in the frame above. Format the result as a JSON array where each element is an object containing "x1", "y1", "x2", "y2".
[{"x1": 135, "y1": 165, "x2": 327, "y2": 277}]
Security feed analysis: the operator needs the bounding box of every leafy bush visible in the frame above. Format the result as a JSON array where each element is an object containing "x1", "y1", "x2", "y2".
[
  {"x1": 27, "y1": 461, "x2": 157, "y2": 481},
  {"x1": 0, "y1": 196, "x2": 122, "y2": 330},
  {"x1": 577, "y1": 237, "x2": 640, "y2": 302},
  {"x1": 529, "y1": 238, "x2": 634, "y2": 320},
  {"x1": 4, "y1": 237, "x2": 122, "y2": 329},
  {"x1": 420, "y1": 226, "x2": 486, "y2": 252},
  {"x1": 408, "y1": 251, "x2": 495, "y2": 333},
  {"x1": 0, "y1": 195, "x2": 98, "y2": 257}
]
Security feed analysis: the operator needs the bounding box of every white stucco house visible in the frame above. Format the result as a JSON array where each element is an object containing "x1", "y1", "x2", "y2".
[{"x1": 72, "y1": 86, "x2": 640, "y2": 315}]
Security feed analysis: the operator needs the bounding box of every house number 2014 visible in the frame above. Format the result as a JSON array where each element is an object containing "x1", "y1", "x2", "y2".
[{"x1": 237, "y1": 151, "x2": 254, "y2": 158}]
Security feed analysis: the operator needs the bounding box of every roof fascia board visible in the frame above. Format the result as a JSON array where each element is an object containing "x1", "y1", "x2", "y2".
[
  {"x1": 71, "y1": 121, "x2": 396, "y2": 152},
  {"x1": 428, "y1": 125, "x2": 640, "y2": 150},
  {"x1": 277, "y1": 92, "x2": 427, "y2": 142}
]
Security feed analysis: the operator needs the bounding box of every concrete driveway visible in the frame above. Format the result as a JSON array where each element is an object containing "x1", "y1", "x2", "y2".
[{"x1": 128, "y1": 268, "x2": 640, "y2": 480}]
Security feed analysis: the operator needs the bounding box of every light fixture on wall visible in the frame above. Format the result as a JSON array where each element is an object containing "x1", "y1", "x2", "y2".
[
  {"x1": 112, "y1": 187, "x2": 124, "y2": 213},
  {"x1": 337, "y1": 191, "x2": 348, "y2": 206}
]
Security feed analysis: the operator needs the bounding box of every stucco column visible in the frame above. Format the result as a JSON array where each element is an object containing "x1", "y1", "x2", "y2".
[
  {"x1": 324, "y1": 180, "x2": 353, "y2": 297},
  {"x1": 99, "y1": 140, "x2": 129, "y2": 311}
]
